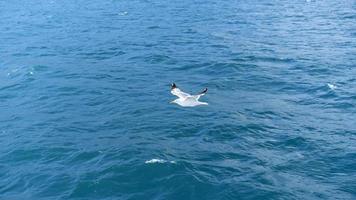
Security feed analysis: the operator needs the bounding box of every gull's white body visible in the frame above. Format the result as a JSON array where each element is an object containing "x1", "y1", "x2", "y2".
[{"x1": 170, "y1": 84, "x2": 208, "y2": 107}]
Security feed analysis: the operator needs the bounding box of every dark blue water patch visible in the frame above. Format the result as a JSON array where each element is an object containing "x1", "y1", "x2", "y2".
[
  {"x1": 341, "y1": 14, "x2": 356, "y2": 20},
  {"x1": 77, "y1": 50, "x2": 125, "y2": 60},
  {"x1": 129, "y1": 54, "x2": 177, "y2": 65},
  {"x1": 264, "y1": 136, "x2": 313, "y2": 150}
]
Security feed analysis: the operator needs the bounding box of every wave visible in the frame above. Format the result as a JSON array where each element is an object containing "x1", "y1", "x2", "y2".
[{"x1": 145, "y1": 159, "x2": 176, "y2": 164}]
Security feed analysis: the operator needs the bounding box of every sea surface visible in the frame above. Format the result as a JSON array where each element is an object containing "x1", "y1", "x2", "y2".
[{"x1": 0, "y1": 0, "x2": 355, "y2": 199}]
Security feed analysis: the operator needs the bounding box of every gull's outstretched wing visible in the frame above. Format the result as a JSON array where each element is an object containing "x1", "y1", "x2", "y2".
[
  {"x1": 192, "y1": 88, "x2": 208, "y2": 100},
  {"x1": 171, "y1": 83, "x2": 190, "y2": 99}
]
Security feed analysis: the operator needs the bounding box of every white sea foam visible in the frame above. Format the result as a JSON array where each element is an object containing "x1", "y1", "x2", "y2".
[
  {"x1": 118, "y1": 11, "x2": 128, "y2": 16},
  {"x1": 327, "y1": 83, "x2": 337, "y2": 90},
  {"x1": 145, "y1": 159, "x2": 166, "y2": 164},
  {"x1": 145, "y1": 159, "x2": 176, "y2": 164}
]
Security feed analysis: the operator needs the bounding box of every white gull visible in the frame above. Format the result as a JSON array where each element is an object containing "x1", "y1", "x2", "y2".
[{"x1": 170, "y1": 83, "x2": 208, "y2": 107}]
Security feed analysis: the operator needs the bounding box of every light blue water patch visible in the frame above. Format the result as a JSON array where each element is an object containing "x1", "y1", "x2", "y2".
[{"x1": 0, "y1": 0, "x2": 355, "y2": 199}]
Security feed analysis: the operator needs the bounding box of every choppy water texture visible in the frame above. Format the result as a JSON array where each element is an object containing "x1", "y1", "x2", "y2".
[{"x1": 1, "y1": 0, "x2": 356, "y2": 199}]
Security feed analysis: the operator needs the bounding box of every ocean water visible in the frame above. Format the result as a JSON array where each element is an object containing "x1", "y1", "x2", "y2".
[{"x1": 0, "y1": 0, "x2": 355, "y2": 199}]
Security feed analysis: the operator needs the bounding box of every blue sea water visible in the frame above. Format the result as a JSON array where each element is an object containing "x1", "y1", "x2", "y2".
[{"x1": 1, "y1": 0, "x2": 356, "y2": 199}]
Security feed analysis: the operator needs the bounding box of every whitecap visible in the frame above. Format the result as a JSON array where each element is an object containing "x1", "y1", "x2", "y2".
[
  {"x1": 145, "y1": 159, "x2": 176, "y2": 164},
  {"x1": 327, "y1": 83, "x2": 337, "y2": 90},
  {"x1": 145, "y1": 159, "x2": 166, "y2": 164},
  {"x1": 118, "y1": 11, "x2": 128, "y2": 16}
]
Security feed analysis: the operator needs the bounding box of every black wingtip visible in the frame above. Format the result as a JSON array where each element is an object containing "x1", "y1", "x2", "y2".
[
  {"x1": 201, "y1": 88, "x2": 208, "y2": 94},
  {"x1": 171, "y1": 83, "x2": 177, "y2": 90}
]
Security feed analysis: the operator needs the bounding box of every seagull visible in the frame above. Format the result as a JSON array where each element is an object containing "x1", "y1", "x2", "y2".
[{"x1": 170, "y1": 83, "x2": 208, "y2": 107}]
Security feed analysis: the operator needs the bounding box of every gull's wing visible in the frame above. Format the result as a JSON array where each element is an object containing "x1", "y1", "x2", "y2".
[
  {"x1": 192, "y1": 88, "x2": 208, "y2": 100},
  {"x1": 171, "y1": 83, "x2": 190, "y2": 99}
]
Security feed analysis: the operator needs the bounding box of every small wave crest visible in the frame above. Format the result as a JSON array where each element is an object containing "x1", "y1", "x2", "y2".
[
  {"x1": 145, "y1": 159, "x2": 176, "y2": 164},
  {"x1": 327, "y1": 83, "x2": 337, "y2": 90}
]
